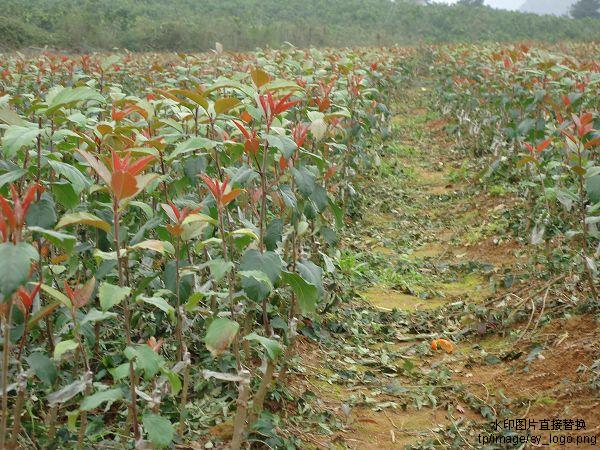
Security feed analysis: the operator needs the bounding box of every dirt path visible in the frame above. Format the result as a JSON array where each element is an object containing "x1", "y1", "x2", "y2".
[{"x1": 288, "y1": 84, "x2": 600, "y2": 449}]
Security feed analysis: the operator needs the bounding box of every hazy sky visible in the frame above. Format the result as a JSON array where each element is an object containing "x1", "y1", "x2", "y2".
[{"x1": 431, "y1": 0, "x2": 523, "y2": 10}]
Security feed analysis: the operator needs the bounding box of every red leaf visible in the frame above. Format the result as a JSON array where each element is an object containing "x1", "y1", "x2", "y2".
[
  {"x1": 72, "y1": 277, "x2": 96, "y2": 309},
  {"x1": 537, "y1": 138, "x2": 552, "y2": 152},
  {"x1": 0, "y1": 194, "x2": 16, "y2": 230},
  {"x1": 232, "y1": 120, "x2": 252, "y2": 140},
  {"x1": 221, "y1": 188, "x2": 243, "y2": 206},
  {"x1": 127, "y1": 155, "x2": 155, "y2": 176},
  {"x1": 584, "y1": 135, "x2": 600, "y2": 149},
  {"x1": 111, "y1": 171, "x2": 138, "y2": 201},
  {"x1": 199, "y1": 174, "x2": 220, "y2": 201}
]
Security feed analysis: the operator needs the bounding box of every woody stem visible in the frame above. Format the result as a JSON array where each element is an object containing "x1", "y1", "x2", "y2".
[{"x1": 113, "y1": 198, "x2": 140, "y2": 440}]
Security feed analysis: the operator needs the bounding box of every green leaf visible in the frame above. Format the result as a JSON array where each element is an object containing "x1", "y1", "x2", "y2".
[
  {"x1": 206, "y1": 258, "x2": 234, "y2": 283},
  {"x1": 279, "y1": 184, "x2": 297, "y2": 209},
  {"x1": 137, "y1": 296, "x2": 174, "y2": 318},
  {"x1": 185, "y1": 292, "x2": 204, "y2": 312},
  {"x1": 130, "y1": 201, "x2": 154, "y2": 220},
  {"x1": 328, "y1": 197, "x2": 344, "y2": 228},
  {"x1": 180, "y1": 214, "x2": 213, "y2": 241},
  {"x1": 143, "y1": 413, "x2": 175, "y2": 448},
  {"x1": 164, "y1": 260, "x2": 194, "y2": 302},
  {"x1": 40, "y1": 284, "x2": 72, "y2": 308},
  {"x1": 310, "y1": 185, "x2": 329, "y2": 212},
  {"x1": 229, "y1": 228, "x2": 259, "y2": 241},
  {"x1": 320, "y1": 226, "x2": 338, "y2": 246},
  {"x1": 281, "y1": 271, "x2": 318, "y2": 315},
  {"x1": 292, "y1": 166, "x2": 316, "y2": 197},
  {"x1": 205, "y1": 318, "x2": 239, "y2": 357},
  {"x1": 0, "y1": 243, "x2": 38, "y2": 299},
  {"x1": 93, "y1": 249, "x2": 118, "y2": 261},
  {"x1": 164, "y1": 370, "x2": 182, "y2": 396},
  {"x1": 54, "y1": 339, "x2": 79, "y2": 360},
  {"x1": 56, "y1": 212, "x2": 111, "y2": 232},
  {"x1": 80, "y1": 388, "x2": 123, "y2": 411},
  {"x1": 239, "y1": 270, "x2": 273, "y2": 301},
  {"x1": 26, "y1": 352, "x2": 57, "y2": 386},
  {"x1": 183, "y1": 156, "x2": 207, "y2": 184},
  {"x1": 244, "y1": 332, "x2": 283, "y2": 360},
  {"x1": 28, "y1": 227, "x2": 76, "y2": 253},
  {"x1": 167, "y1": 137, "x2": 218, "y2": 161},
  {"x1": 66, "y1": 411, "x2": 79, "y2": 432},
  {"x1": 0, "y1": 169, "x2": 27, "y2": 189},
  {"x1": 240, "y1": 249, "x2": 283, "y2": 284},
  {"x1": 239, "y1": 249, "x2": 283, "y2": 301},
  {"x1": 297, "y1": 260, "x2": 324, "y2": 297},
  {"x1": 586, "y1": 173, "x2": 600, "y2": 204},
  {"x1": 26, "y1": 195, "x2": 57, "y2": 229},
  {"x1": 109, "y1": 363, "x2": 130, "y2": 382},
  {"x1": 125, "y1": 345, "x2": 164, "y2": 379},
  {"x1": 228, "y1": 164, "x2": 258, "y2": 185},
  {"x1": 267, "y1": 134, "x2": 297, "y2": 159},
  {"x1": 48, "y1": 160, "x2": 89, "y2": 194},
  {"x1": 264, "y1": 219, "x2": 283, "y2": 251},
  {"x1": 129, "y1": 240, "x2": 174, "y2": 254},
  {"x1": 52, "y1": 182, "x2": 79, "y2": 209},
  {"x1": 0, "y1": 107, "x2": 29, "y2": 126},
  {"x1": 99, "y1": 283, "x2": 131, "y2": 311},
  {"x1": 80, "y1": 308, "x2": 117, "y2": 326},
  {"x1": 2, "y1": 125, "x2": 42, "y2": 157},
  {"x1": 46, "y1": 86, "x2": 105, "y2": 114}
]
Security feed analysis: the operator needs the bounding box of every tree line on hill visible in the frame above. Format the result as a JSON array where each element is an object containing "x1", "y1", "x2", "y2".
[{"x1": 1, "y1": 0, "x2": 599, "y2": 51}]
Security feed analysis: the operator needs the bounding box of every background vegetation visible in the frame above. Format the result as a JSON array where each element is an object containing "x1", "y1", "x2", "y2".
[{"x1": 1, "y1": 0, "x2": 600, "y2": 51}]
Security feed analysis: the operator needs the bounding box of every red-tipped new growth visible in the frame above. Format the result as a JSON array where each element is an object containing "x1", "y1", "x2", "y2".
[
  {"x1": 562, "y1": 112, "x2": 598, "y2": 148},
  {"x1": 77, "y1": 148, "x2": 156, "y2": 202},
  {"x1": 64, "y1": 278, "x2": 95, "y2": 310},
  {"x1": 161, "y1": 201, "x2": 200, "y2": 237},
  {"x1": 199, "y1": 175, "x2": 242, "y2": 208},
  {"x1": 232, "y1": 120, "x2": 260, "y2": 156},
  {"x1": 0, "y1": 184, "x2": 44, "y2": 243},
  {"x1": 292, "y1": 123, "x2": 310, "y2": 149},
  {"x1": 523, "y1": 138, "x2": 551, "y2": 157},
  {"x1": 258, "y1": 91, "x2": 299, "y2": 128},
  {"x1": 16, "y1": 283, "x2": 41, "y2": 316}
]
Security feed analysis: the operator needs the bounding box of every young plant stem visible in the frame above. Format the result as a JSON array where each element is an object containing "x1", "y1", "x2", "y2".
[
  {"x1": 175, "y1": 238, "x2": 183, "y2": 361},
  {"x1": 575, "y1": 144, "x2": 598, "y2": 301},
  {"x1": 158, "y1": 151, "x2": 168, "y2": 201},
  {"x1": 47, "y1": 405, "x2": 58, "y2": 440},
  {"x1": 36, "y1": 117, "x2": 42, "y2": 196},
  {"x1": 230, "y1": 370, "x2": 251, "y2": 450},
  {"x1": 248, "y1": 357, "x2": 276, "y2": 426},
  {"x1": 77, "y1": 399, "x2": 89, "y2": 450},
  {"x1": 9, "y1": 374, "x2": 26, "y2": 449},
  {"x1": 113, "y1": 198, "x2": 140, "y2": 440},
  {"x1": 0, "y1": 297, "x2": 14, "y2": 450},
  {"x1": 258, "y1": 142, "x2": 270, "y2": 252},
  {"x1": 275, "y1": 317, "x2": 298, "y2": 384},
  {"x1": 217, "y1": 205, "x2": 241, "y2": 369},
  {"x1": 45, "y1": 318, "x2": 55, "y2": 353},
  {"x1": 71, "y1": 310, "x2": 90, "y2": 449},
  {"x1": 534, "y1": 163, "x2": 552, "y2": 219},
  {"x1": 177, "y1": 350, "x2": 191, "y2": 437},
  {"x1": 279, "y1": 229, "x2": 300, "y2": 382},
  {"x1": 258, "y1": 140, "x2": 272, "y2": 335}
]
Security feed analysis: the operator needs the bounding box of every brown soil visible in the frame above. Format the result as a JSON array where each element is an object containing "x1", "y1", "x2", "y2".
[{"x1": 287, "y1": 87, "x2": 600, "y2": 449}]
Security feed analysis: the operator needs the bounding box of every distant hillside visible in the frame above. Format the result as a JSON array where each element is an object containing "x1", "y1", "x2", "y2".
[
  {"x1": 1, "y1": 0, "x2": 599, "y2": 51},
  {"x1": 519, "y1": 0, "x2": 576, "y2": 16}
]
